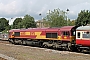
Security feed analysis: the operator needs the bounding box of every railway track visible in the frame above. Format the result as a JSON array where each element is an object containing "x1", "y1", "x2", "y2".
[{"x1": 0, "y1": 39, "x2": 90, "y2": 55}]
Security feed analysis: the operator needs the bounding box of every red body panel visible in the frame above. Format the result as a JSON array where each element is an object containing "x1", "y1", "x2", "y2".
[
  {"x1": 9, "y1": 26, "x2": 75, "y2": 42},
  {"x1": 76, "y1": 39, "x2": 90, "y2": 46},
  {"x1": 9, "y1": 29, "x2": 46, "y2": 39}
]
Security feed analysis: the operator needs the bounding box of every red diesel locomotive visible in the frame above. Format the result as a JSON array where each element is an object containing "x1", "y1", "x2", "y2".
[
  {"x1": 8, "y1": 25, "x2": 90, "y2": 51},
  {"x1": 9, "y1": 26, "x2": 76, "y2": 50}
]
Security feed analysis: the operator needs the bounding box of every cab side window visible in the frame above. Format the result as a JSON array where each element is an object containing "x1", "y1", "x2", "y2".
[{"x1": 63, "y1": 31, "x2": 70, "y2": 36}]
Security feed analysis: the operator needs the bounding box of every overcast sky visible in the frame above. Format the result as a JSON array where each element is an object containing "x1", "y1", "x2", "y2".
[{"x1": 0, "y1": 0, "x2": 90, "y2": 25}]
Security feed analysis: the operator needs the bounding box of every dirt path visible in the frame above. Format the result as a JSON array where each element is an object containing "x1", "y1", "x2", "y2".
[{"x1": 0, "y1": 41, "x2": 90, "y2": 60}]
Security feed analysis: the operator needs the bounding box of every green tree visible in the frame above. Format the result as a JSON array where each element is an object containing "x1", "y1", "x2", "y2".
[
  {"x1": 8, "y1": 25, "x2": 13, "y2": 30},
  {"x1": 22, "y1": 14, "x2": 36, "y2": 28},
  {"x1": 13, "y1": 18, "x2": 22, "y2": 29},
  {"x1": 44, "y1": 8, "x2": 67, "y2": 27},
  {"x1": 75, "y1": 10, "x2": 90, "y2": 26},
  {"x1": 67, "y1": 19, "x2": 75, "y2": 26},
  {"x1": 0, "y1": 18, "x2": 9, "y2": 32},
  {"x1": 70, "y1": 20, "x2": 75, "y2": 26}
]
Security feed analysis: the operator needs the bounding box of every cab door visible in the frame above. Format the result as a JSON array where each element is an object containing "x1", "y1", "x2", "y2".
[
  {"x1": 76, "y1": 31, "x2": 83, "y2": 45},
  {"x1": 76, "y1": 31, "x2": 82, "y2": 39}
]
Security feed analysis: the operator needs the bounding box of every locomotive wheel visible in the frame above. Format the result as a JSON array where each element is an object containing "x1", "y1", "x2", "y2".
[
  {"x1": 20, "y1": 40, "x2": 23, "y2": 45},
  {"x1": 68, "y1": 46, "x2": 71, "y2": 51},
  {"x1": 69, "y1": 46, "x2": 74, "y2": 52},
  {"x1": 70, "y1": 45, "x2": 78, "y2": 52},
  {"x1": 67, "y1": 43, "x2": 72, "y2": 51},
  {"x1": 12, "y1": 39, "x2": 15, "y2": 44},
  {"x1": 43, "y1": 44, "x2": 48, "y2": 48},
  {"x1": 38, "y1": 41, "x2": 43, "y2": 47},
  {"x1": 8, "y1": 39, "x2": 12, "y2": 43},
  {"x1": 52, "y1": 45, "x2": 57, "y2": 49},
  {"x1": 77, "y1": 48, "x2": 82, "y2": 52},
  {"x1": 14, "y1": 39, "x2": 18, "y2": 45}
]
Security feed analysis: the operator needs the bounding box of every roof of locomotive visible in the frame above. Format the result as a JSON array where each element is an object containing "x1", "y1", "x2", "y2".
[
  {"x1": 9, "y1": 26, "x2": 75, "y2": 32},
  {"x1": 76, "y1": 26, "x2": 90, "y2": 31},
  {"x1": 9, "y1": 28, "x2": 49, "y2": 32},
  {"x1": 60, "y1": 26, "x2": 75, "y2": 31}
]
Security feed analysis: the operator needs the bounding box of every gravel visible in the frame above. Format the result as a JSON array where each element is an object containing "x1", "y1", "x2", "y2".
[
  {"x1": 0, "y1": 41, "x2": 90, "y2": 60},
  {"x1": 0, "y1": 54, "x2": 17, "y2": 60}
]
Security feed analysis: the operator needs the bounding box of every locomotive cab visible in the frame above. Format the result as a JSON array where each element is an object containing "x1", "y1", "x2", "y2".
[{"x1": 60, "y1": 26, "x2": 77, "y2": 43}]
